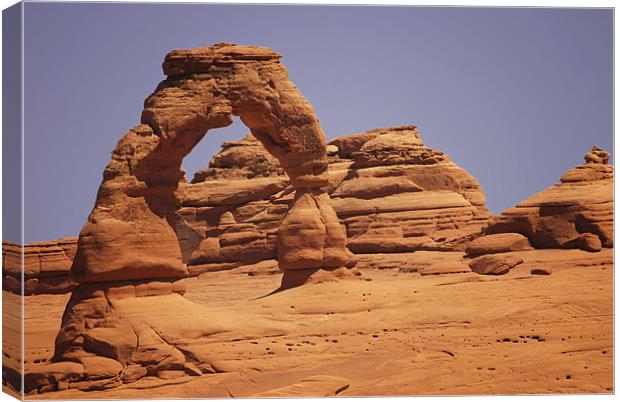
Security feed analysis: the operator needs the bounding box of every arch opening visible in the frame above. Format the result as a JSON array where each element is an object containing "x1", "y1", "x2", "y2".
[{"x1": 181, "y1": 116, "x2": 247, "y2": 182}]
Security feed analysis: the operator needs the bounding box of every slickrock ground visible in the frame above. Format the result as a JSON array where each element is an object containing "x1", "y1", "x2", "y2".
[{"x1": 4, "y1": 247, "x2": 613, "y2": 398}]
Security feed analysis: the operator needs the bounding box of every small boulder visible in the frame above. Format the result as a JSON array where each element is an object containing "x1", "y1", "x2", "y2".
[
  {"x1": 120, "y1": 365, "x2": 147, "y2": 384},
  {"x1": 189, "y1": 237, "x2": 221, "y2": 265},
  {"x1": 326, "y1": 144, "x2": 339, "y2": 156},
  {"x1": 584, "y1": 146, "x2": 609, "y2": 164},
  {"x1": 466, "y1": 233, "x2": 532, "y2": 256},
  {"x1": 576, "y1": 233, "x2": 602, "y2": 252},
  {"x1": 469, "y1": 254, "x2": 523, "y2": 275},
  {"x1": 79, "y1": 356, "x2": 123, "y2": 380},
  {"x1": 531, "y1": 267, "x2": 552, "y2": 275}
]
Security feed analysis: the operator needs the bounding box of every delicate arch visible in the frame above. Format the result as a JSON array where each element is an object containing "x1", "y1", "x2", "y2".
[{"x1": 71, "y1": 43, "x2": 351, "y2": 283}]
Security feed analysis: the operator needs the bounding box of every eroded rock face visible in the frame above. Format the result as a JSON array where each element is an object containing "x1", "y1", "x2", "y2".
[
  {"x1": 41, "y1": 43, "x2": 350, "y2": 392},
  {"x1": 71, "y1": 42, "x2": 348, "y2": 284},
  {"x1": 576, "y1": 232, "x2": 603, "y2": 252},
  {"x1": 485, "y1": 147, "x2": 613, "y2": 249},
  {"x1": 10, "y1": 124, "x2": 492, "y2": 296},
  {"x1": 179, "y1": 125, "x2": 491, "y2": 274},
  {"x1": 2, "y1": 239, "x2": 77, "y2": 295},
  {"x1": 38, "y1": 280, "x2": 194, "y2": 394},
  {"x1": 464, "y1": 147, "x2": 613, "y2": 277},
  {"x1": 465, "y1": 233, "x2": 532, "y2": 256}
]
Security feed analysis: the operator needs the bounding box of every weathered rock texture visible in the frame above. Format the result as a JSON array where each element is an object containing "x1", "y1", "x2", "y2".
[
  {"x1": 72, "y1": 42, "x2": 349, "y2": 283},
  {"x1": 6, "y1": 124, "x2": 491, "y2": 297},
  {"x1": 468, "y1": 254, "x2": 524, "y2": 275},
  {"x1": 39, "y1": 43, "x2": 351, "y2": 392},
  {"x1": 465, "y1": 233, "x2": 532, "y2": 256},
  {"x1": 2, "y1": 239, "x2": 77, "y2": 295},
  {"x1": 179, "y1": 125, "x2": 491, "y2": 275},
  {"x1": 461, "y1": 146, "x2": 613, "y2": 277},
  {"x1": 485, "y1": 147, "x2": 613, "y2": 250}
]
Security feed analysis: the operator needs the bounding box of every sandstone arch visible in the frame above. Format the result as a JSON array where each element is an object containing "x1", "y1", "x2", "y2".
[
  {"x1": 71, "y1": 42, "x2": 351, "y2": 284},
  {"x1": 31, "y1": 44, "x2": 353, "y2": 391}
]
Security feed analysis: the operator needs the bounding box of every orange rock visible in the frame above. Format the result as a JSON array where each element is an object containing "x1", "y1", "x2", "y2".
[
  {"x1": 24, "y1": 362, "x2": 84, "y2": 395},
  {"x1": 79, "y1": 356, "x2": 123, "y2": 381},
  {"x1": 466, "y1": 233, "x2": 532, "y2": 256},
  {"x1": 486, "y1": 147, "x2": 613, "y2": 249},
  {"x1": 2, "y1": 239, "x2": 77, "y2": 295},
  {"x1": 71, "y1": 43, "x2": 348, "y2": 282},
  {"x1": 44, "y1": 43, "x2": 351, "y2": 386},
  {"x1": 576, "y1": 232, "x2": 603, "y2": 252},
  {"x1": 192, "y1": 134, "x2": 283, "y2": 182},
  {"x1": 176, "y1": 125, "x2": 490, "y2": 270},
  {"x1": 469, "y1": 254, "x2": 524, "y2": 275},
  {"x1": 277, "y1": 191, "x2": 350, "y2": 271},
  {"x1": 332, "y1": 176, "x2": 423, "y2": 199}
]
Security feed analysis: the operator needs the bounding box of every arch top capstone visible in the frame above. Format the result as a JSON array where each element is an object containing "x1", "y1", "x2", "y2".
[{"x1": 162, "y1": 43, "x2": 282, "y2": 76}]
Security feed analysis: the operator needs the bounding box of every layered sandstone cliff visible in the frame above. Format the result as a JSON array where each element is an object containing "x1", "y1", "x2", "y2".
[
  {"x1": 177, "y1": 125, "x2": 491, "y2": 276},
  {"x1": 7, "y1": 144, "x2": 612, "y2": 292},
  {"x1": 484, "y1": 146, "x2": 613, "y2": 250},
  {"x1": 464, "y1": 147, "x2": 613, "y2": 276},
  {"x1": 5, "y1": 125, "x2": 491, "y2": 297},
  {"x1": 2, "y1": 239, "x2": 77, "y2": 295}
]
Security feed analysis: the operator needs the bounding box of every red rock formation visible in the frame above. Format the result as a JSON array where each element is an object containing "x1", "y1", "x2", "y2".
[
  {"x1": 468, "y1": 254, "x2": 523, "y2": 275},
  {"x1": 11, "y1": 123, "x2": 491, "y2": 298},
  {"x1": 465, "y1": 233, "x2": 532, "y2": 256},
  {"x1": 331, "y1": 126, "x2": 489, "y2": 255},
  {"x1": 13, "y1": 119, "x2": 613, "y2": 397},
  {"x1": 34, "y1": 43, "x2": 351, "y2": 392},
  {"x1": 72, "y1": 43, "x2": 349, "y2": 283},
  {"x1": 461, "y1": 146, "x2": 613, "y2": 277},
  {"x1": 485, "y1": 147, "x2": 613, "y2": 250},
  {"x1": 2, "y1": 239, "x2": 77, "y2": 295},
  {"x1": 180, "y1": 125, "x2": 491, "y2": 274},
  {"x1": 4, "y1": 124, "x2": 491, "y2": 298}
]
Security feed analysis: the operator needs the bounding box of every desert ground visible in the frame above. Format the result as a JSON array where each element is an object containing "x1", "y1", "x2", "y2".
[{"x1": 5, "y1": 248, "x2": 613, "y2": 399}]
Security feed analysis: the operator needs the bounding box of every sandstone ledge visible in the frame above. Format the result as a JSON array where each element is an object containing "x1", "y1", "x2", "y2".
[{"x1": 2, "y1": 238, "x2": 77, "y2": 295}]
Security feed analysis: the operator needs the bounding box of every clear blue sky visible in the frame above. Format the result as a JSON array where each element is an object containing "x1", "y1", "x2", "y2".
[{"x1": 20, "y1": 3, "x2": 613, "y2": 243}]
